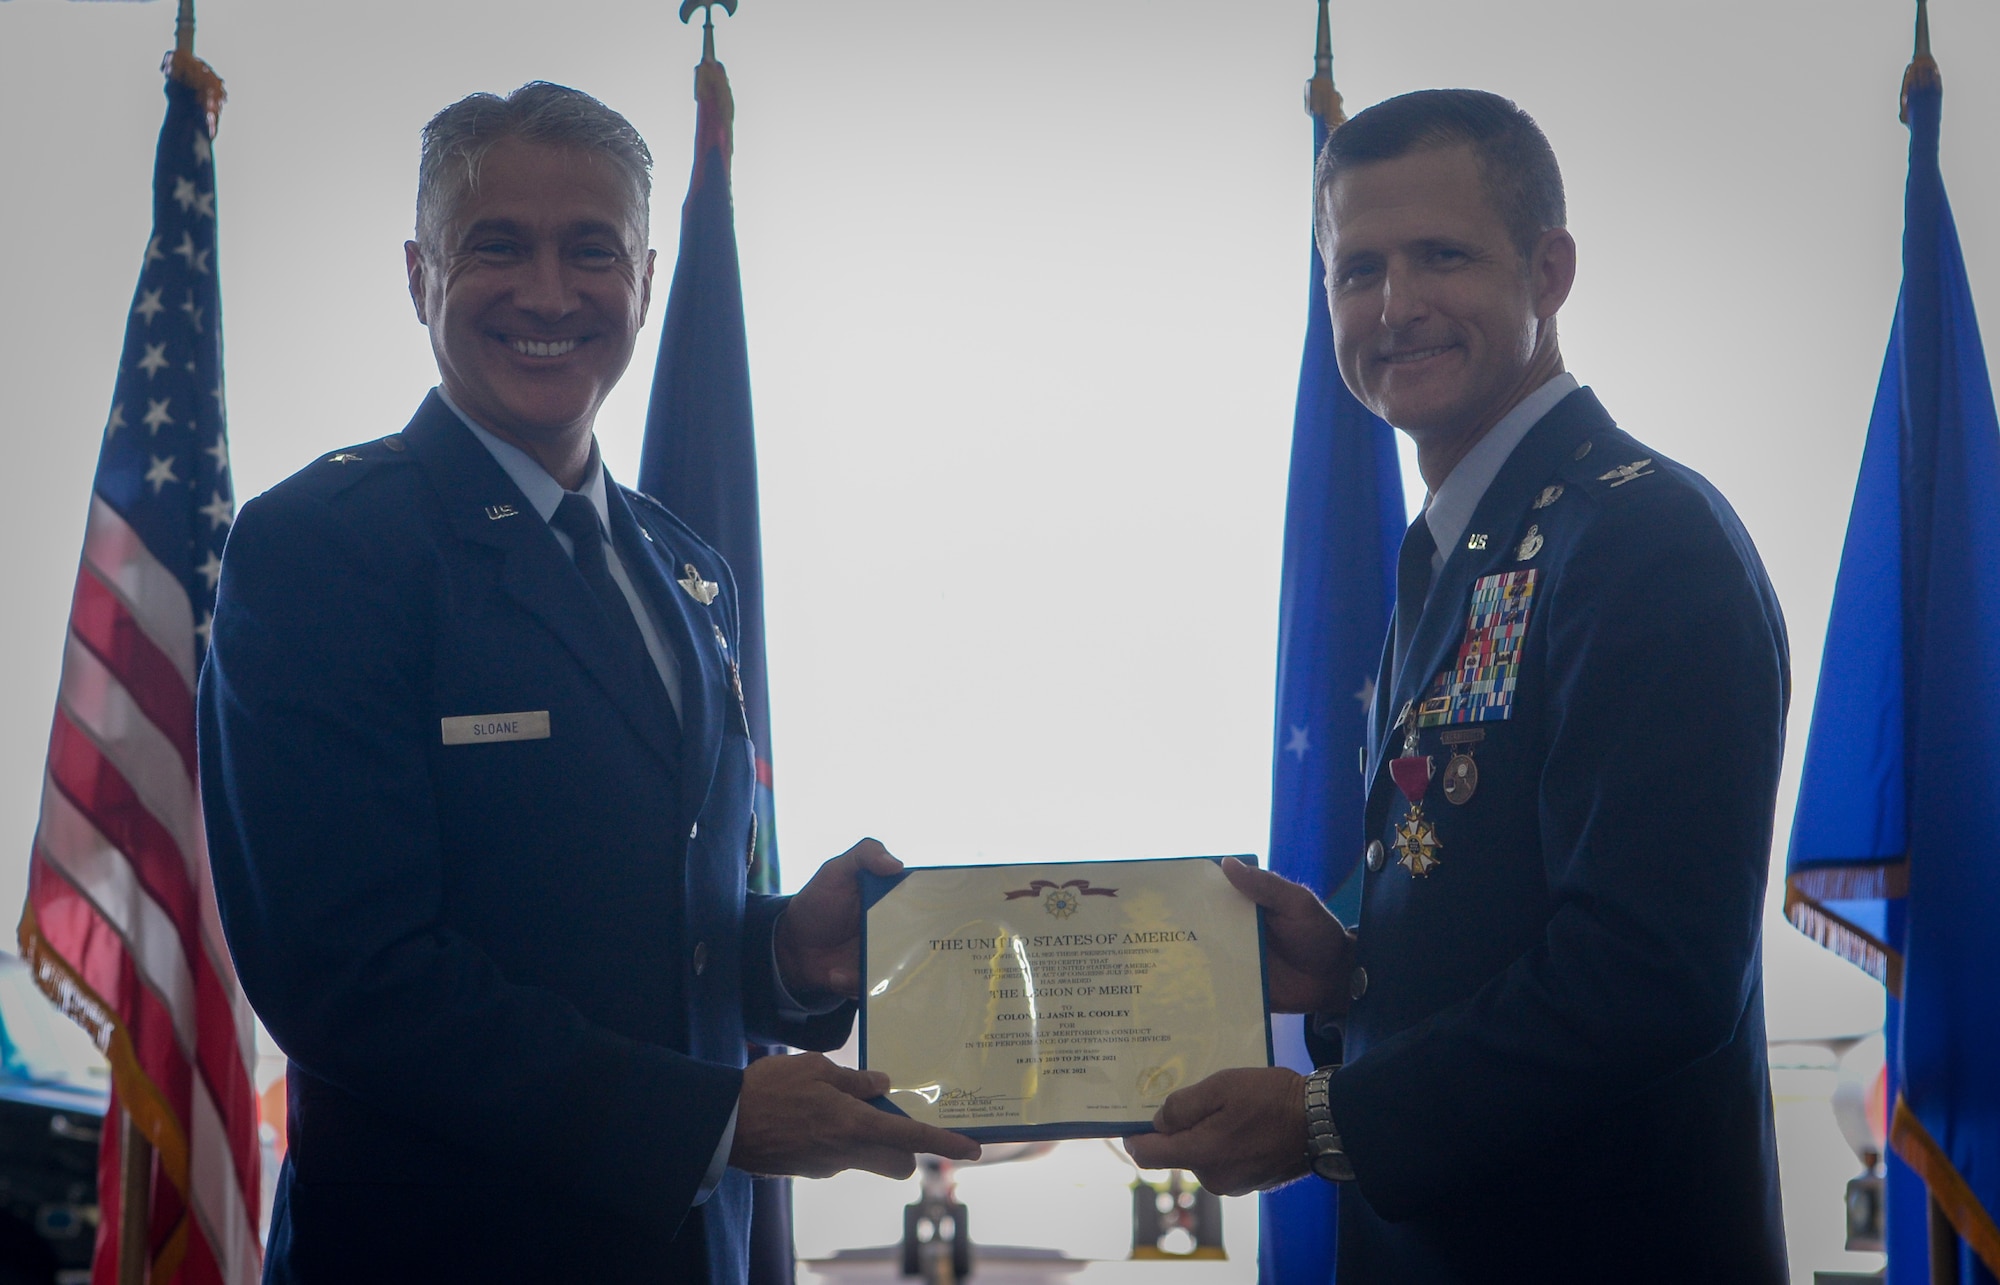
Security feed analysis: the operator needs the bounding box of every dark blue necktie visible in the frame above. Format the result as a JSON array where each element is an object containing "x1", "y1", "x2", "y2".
[
  {"x1": 550, "y1": 492, "x2": 658, "y2": 689},
  {"x1": 1392, "y1": 515, "x2": 1437, "y2": 694}
]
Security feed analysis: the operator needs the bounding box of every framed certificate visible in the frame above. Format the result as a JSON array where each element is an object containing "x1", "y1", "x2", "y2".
[{"x1": 860, "y1": 856, "x2": 1271, "y2": 1142}]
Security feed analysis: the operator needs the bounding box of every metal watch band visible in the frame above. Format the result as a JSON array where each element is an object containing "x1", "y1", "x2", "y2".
[{"x1": 1304, "y1": 1065, "x2": 1355, "y2": 1182}]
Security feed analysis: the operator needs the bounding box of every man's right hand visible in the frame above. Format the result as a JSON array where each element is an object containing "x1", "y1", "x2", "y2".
[
  {"x1": 1221, "y1": 857, "x2": 1357, "y2": 1014},
  {"x1": 730, "y1": 1052, "x2": 981, "y2": 1180}
]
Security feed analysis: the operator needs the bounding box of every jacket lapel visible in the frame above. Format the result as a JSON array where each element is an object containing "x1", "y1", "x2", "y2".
[
  {"x1": 605, "y1": 481, "x2": 726, "y2": 822},
  {"x1": 1365, "y1": 389, "x2": 1611, "y2": 783},
  {"x1": 401, "y1": 395, "x2": 684, "y2": 773}
]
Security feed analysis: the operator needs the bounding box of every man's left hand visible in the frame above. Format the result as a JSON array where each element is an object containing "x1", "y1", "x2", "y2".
[
  {"x1": 1122, "y1": 1067, "x2": 1311, "y2": 1197},
  {"x1": 775, "y1": 838, "x2": 901, "y2": 998}
]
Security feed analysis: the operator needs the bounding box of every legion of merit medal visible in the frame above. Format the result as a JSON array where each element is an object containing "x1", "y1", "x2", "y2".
[{"x1": 1390, "y1": 719, "x2": 1441, "y2": 876}]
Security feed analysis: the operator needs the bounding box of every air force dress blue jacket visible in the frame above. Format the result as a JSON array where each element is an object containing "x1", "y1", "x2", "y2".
[
  {"x1": 199, "y1": 394, "x2": 850, "y2": 1283},
  {"x1": 1311, "y1": 389, "x2": 1792, "y2": 1282}
]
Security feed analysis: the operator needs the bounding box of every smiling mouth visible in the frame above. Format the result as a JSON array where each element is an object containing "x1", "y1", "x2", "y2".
[
  {"x1": 507, "y1": 337, "x2": 581, "y2": 358},
  {"x1": 1379, "y1": 345, "x2": 1454, "y2": 365}
]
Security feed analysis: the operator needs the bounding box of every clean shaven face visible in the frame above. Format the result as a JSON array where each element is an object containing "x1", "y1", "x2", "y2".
[
  {"x1": 1322, "y1": 143, "x2": 1567, "y2": 451},
  {"x1": 406, "y1": 137, "x2": 655, "y2": 450}
]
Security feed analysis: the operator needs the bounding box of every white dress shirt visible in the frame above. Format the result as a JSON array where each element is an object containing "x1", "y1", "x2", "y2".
[{"x1": 1421, "y1": 371, "x2": 1579, "y2": 575}]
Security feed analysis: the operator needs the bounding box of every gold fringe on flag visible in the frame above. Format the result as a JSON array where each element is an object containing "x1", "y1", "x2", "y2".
[
  {"x1": 18, "y1": 905, "x2": 195, "y2": 1283},
  {"x1": 1783, "y1": 877, "x2": 1905, "y2": 997},
  {"x1": 1893, "y1": 1094, "x2": 2000, "y2": 1277}
]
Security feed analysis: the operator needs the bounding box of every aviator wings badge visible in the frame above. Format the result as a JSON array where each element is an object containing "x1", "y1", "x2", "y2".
[{"x1": 678, "y1": 563, "x2": 720, "y2": 606}]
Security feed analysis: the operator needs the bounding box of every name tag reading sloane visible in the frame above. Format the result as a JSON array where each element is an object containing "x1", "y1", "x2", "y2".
[
  {"x1": 861, "y1": 856, "x2": 1269, "y2": 1142},
  {"x1": 440, "y1": 711, "x2": 550, "y2": 745}
]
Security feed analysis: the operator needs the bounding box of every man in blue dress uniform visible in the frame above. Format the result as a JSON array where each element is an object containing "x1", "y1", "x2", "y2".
[
  {"x1": 199, "y1": 83, "x2": 976, "y2": 1283},
  {"x1": 1127, "y1": 90, "x2": 1790, "y2": 1281}
]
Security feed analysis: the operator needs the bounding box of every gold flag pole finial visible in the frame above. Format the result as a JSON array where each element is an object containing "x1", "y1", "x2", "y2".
[
  {"x1": 680, "y1": 0, "x2": 739, "y2": 66},
  {"x1": 165, "y1": 0, "x2": 226, "y2": 136},
  {"x1": 680, "y1": 0, "x2": 739, "y2": 174},
  {"x1": 1304, "y1": 0, "x2": 1345, "y2": 127},
  {"x1": 1900, "y1": 0, "x2": 1940, "y2": 122}
]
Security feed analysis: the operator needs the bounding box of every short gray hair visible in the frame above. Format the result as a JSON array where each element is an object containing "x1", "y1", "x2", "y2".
[{"x1": 415, "y1": 81, "x2": 653, "y2": 257}]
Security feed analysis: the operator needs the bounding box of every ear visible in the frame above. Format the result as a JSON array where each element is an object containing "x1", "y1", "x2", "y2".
[
  {"x1": 1530, "y1": 227, "x2": 1576, "y2": 320},
  {"x1": 638, "y1": 248, "x2": 657, "y2": 327},
  {"x1": 405, "y1": 241, "x2": 430, "y2": 324}
]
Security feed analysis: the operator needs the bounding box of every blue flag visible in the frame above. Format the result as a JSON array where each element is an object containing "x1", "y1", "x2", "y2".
[
  {"x1": 636, "y1": 48, "x2": 794, "y2": 1285},
  {"x1": 1256, "y1": 109, "x2": 1406, "y2": 1285},
  {"x1": 1785, "y1": 54, "x2": 2000, "y2": 1282}
]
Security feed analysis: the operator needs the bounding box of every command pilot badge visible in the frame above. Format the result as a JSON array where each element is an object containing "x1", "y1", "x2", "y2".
[{"x1": 678, "y1": 563, "x2": 720, "y2": 605}]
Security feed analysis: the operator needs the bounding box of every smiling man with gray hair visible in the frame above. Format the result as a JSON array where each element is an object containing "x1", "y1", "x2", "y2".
[{"x1": 200, "y1": 81, "x2": 977, "y2": 1284}]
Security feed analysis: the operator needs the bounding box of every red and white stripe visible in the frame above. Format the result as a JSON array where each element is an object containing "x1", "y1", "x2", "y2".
[{"x1": 24, "y1": 495, "x2": 261, "y2": 1284}]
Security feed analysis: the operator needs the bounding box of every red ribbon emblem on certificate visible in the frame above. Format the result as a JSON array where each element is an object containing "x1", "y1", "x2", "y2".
[{"x1": 1003, "y1": 878, "x2": 1119, "y2": 921}]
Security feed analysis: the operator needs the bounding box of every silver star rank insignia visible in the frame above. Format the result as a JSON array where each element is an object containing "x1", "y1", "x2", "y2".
[
  {"x1": 678, "y1": 563, "x2": 720, "y2": 606},
  {"x1": 1598, "y1": 458, "x2": 1656, "y2": 487}
]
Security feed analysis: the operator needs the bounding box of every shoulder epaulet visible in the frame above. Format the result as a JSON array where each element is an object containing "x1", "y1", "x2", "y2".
[{"x1": 302, "y1": 433, "x2": 414, "y2": 498}]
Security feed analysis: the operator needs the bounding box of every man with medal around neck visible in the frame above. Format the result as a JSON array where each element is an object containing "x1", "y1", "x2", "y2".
[
  {"x1": 200, "y1": 82, "x2": 977, "y2": 1284},
  {"x1": 1126, "y1": 89, "x2": 1789, "y2": 1281}
]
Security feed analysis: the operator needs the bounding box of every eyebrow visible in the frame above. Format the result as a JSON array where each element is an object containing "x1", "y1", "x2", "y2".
[{"x1": 456, "y1": 217, "x2": 635, "y2": 246}]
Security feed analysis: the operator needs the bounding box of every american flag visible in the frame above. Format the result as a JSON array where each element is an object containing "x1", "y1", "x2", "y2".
[{"x1": 17, "y1": 58, "x2": 261, "y2": 1285}]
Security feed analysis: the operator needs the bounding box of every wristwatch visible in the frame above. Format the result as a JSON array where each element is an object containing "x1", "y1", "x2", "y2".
[{"x1": 1304, "y1": 1066, "x2": 1355, "y2": 1182}]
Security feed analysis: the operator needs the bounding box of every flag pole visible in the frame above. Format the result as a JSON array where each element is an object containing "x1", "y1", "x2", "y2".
[
  {"x1": 116, "y1": 13, "x2": 208, "y2": 1283},
  {"x1": 1911, "y1": 11, "x2": 1951, "y2": 1281},
  {"x1": 117, "y1": 1110, "x2": 152, "y2": 1285},
  {"x1": 1303, "y1": 0, "x2": 1344, "y2": 125}
]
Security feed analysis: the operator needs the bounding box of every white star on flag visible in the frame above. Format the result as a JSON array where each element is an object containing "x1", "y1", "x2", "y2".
[
  {"x1": 144, "y1": 455, "x2": 179, "y2": 493},
  {"x1": 194, "y1": 611, "x2": 214, "y2": 646},
  {"x1": 1286, "y1": 725, "x2": 1311, "y2": 761},
  {"x1": 143, "y1": 397, "x2": 173, "y2": 432},
  {"x1": 171, "y1": 231, "x2": 211, "y2": 274},
  {"x1": 195, "y1": 549, "x2": 222, "y2": 590},
  {"x1": 192, "y1": 132, "x2": 211, "y2": 165},
  {"x1": 1355, "y1": 677, "x2": 1377, "y2": 710},
  {"x1": 194, "y1": 191, "x2": 215, "y2": 220},
  {"x1": 181, "y1": 291, "x2": 205, "y2": 333},
  {"x1": 145, "y1": 235, "x2": 165, "y2": 264},
  {"x1": 199, "y1": 491, "x2": 234, "y2": 530},
  {"x1": 204, "y1": 434, "x2": 230, "y2": 469},
  {"x1": 138, "y1": 343, "x2": 170, "y2": 378},
  {"x1": 172, "y1": 175, "x2": 199, "y2": 211},
  {"x1": 133, "y1": 289, "x2": 165, "y2": 324},
  {"x1": 105, "y1": 403, "x2": 126, "y2": 437}
]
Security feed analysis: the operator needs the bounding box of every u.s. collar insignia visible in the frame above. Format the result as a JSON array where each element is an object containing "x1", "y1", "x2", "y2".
[
  {"x1": 678, "y1": 563, "x2": 720, "y2": 605},
  {"x1": 1599, "y1": 458, "x2": 1656, "y2": 487},
  {"x1": 1515, "y1": 524, "x2": 1544, "y2": 561},
  {"x1": 484, "y1": 503, "x2": 520, "y2": 521}
]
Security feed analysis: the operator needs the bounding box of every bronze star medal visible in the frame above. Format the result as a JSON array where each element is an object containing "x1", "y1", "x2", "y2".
[{"x1": 1389, "y1": 720, "x2": 1441, "y2": 876}]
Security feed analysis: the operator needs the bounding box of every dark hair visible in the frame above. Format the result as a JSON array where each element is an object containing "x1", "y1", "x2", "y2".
[
  {"x1": 1313, "y1": 89, "x2": 1565, "y2": 262},
  {"x1": 415, "y1": 81, "x2": 653, "y2": 257}
]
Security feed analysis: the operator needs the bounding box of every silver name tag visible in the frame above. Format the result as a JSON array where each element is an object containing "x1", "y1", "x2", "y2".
[{"x1": 440, "y1": 711, "x2": 550, "y2": 745}]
